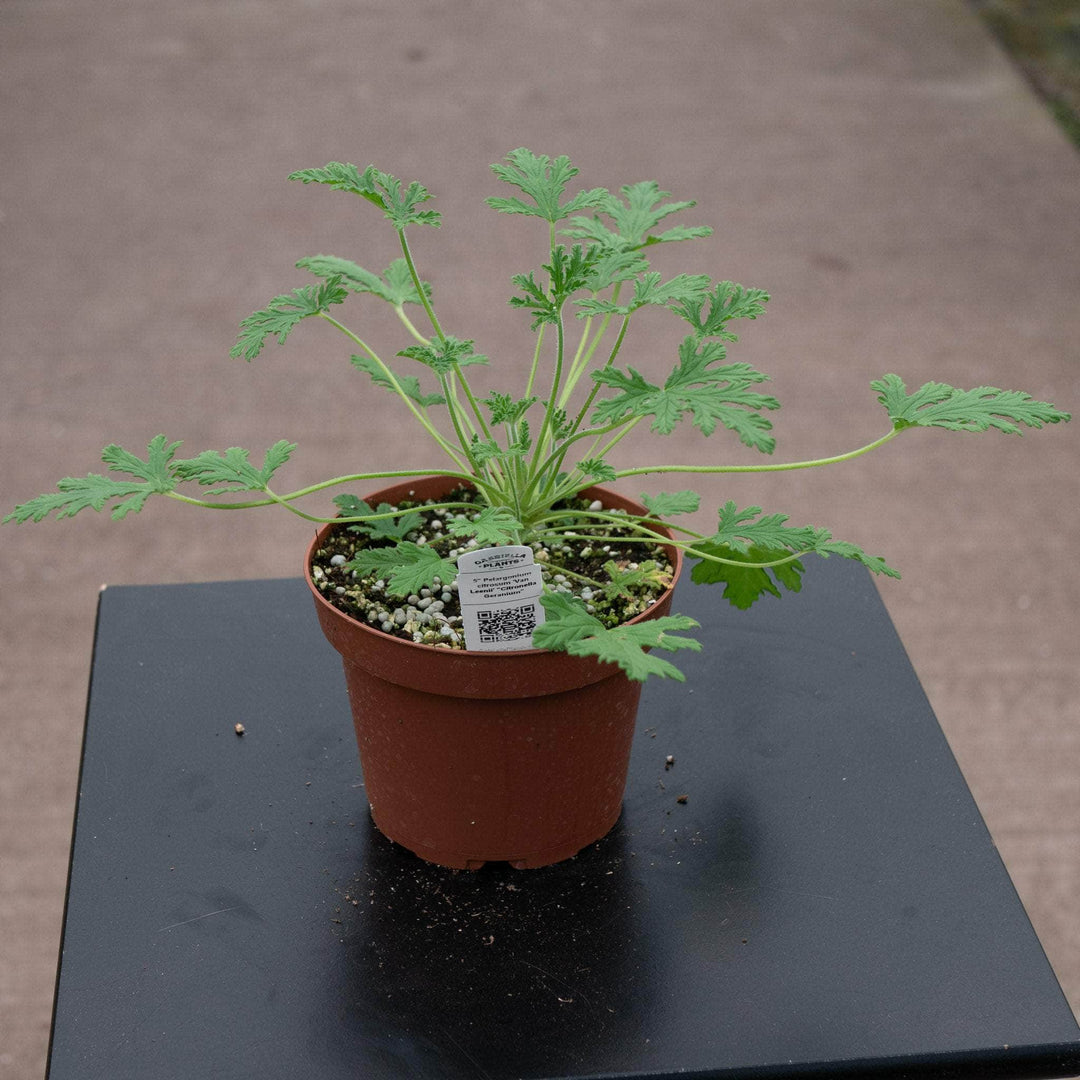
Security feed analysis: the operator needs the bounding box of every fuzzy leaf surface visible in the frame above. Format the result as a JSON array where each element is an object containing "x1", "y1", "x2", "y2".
[
  {"x1": 230, "y1": 278, "x2": 348, "y2": 360},
  {"x1": 486, "y1": 148, "x2": 608, "y2": 223},
  {"x1": 671, "y1": 281, "x2": 770, "y2": 342},
  {"x1": 350, "y1": 354, "x2": 445, "y2": 407},
  {"x1": 172, "y1": 441, "x2": 296, "y2": 492},
  {"x1": 290, "y1": 163, "x2": 440, "y2": 229},
  {"x1": 510, "y1": 245, "x2": 596, "y2": 328},
  {"x1": 640, "y1": 490, "x2": 701, "y2": 516},
  {"x1": 4, "y1": 435, "x2": 181, "y2": 522},
  {"x1": 334, "y1": 497, "x2": 422, "y2": 540},
  {"x1": 691, "y1": 501, "x2": 900, "y2": 608},
  {"x1": 591, "y1": 336, "x2": 780, "y2": 448},
  {"x1": 563, "y1": 181, "x2": 713, "y2": 253},
  {"x1": 349, "y1": 541, "x2": 458, "y2": 595},
  {"x1": 447, "y1": 505, "x2": 523, "y2": 546},
  {"x1": 398, "y1": 336, "x2": 488, "y2": 375},
  {"x1": 576, "y1": 458, "x2": 617, "y2": 482},
  {"x1": 296, "y1": 256, "x2": 429, "y2": 307},
  {"x1": 872, "y1": 374, "x2": 1071, "y2": 433},
  {"x1": 575, "y1": 272, "x2": 711, "y2": 318},
  {"x1": 600, "y1": 560, "x2": 674, "y2": 598},
  {"x1": 534, "y1": 593, "x2": 701, "y2": 682}
]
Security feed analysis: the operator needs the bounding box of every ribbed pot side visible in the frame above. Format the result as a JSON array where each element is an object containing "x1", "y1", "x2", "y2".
[{"x1": 305, "y1": 476, "x2": 682, "y2": 870}]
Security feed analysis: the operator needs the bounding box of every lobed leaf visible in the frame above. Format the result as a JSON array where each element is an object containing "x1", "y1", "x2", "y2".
[
  {"x1": 3, "y1": 436, "x2": 181, "y2": 522},
  {"x1": 487, "y1": 148, "x2": 608, "y2": 223},
  {"x1": 872, "y1": 374, "x2": 1071, "y2": 434},
  {"x1": 691, "y1": 501, "x2": 900, "y2": 608},
  {"x1": 640, "y1": 490, "x2": 701, "y2": 516},
  {"x1": 447, "y1": 505, "x2": 523, "y2": 546},
  {"x1": 334, "y1": 498, "x2": 422, "y2": 540},
  {"x1": 671, "y1": 280, "x2": 770, "y2": 342},
  {"x1": 290, "y1": 163, "x2": 441, "y2": 229},
  {"x1": 591, "y1": 336, "x2": 780, "y2": 450},
  {"x1": 576, "y1": 458, "x2": 617, "y2": 482},
  {"x1": 350, "y1": 354, "x2": 445, "y2": 408},
  {"x1": 349, "y1": 541, "x2": 458, "y2": 596},
  {"x1": 575, "y1": 272, "x2": 711, "y2": 319},
  {"x1": 482, "y1": 392, "x2": 537, "y2": 426},
  {"x1": 398, "y1": 336, "x2": 488, "y2": 375},
  {"x1": 172, "y1": 441, "x2": 297, "y2": 492},
  {"x1": 534, "y1": 592, "x2": 701, "y2": 681},
  {"x1": 296, "y1": 255, "x2": 430, "y2": 307},
  {"x1": 563, "y1": 180, "x2": 712, "y2": 251},
  {"x1": 230, "y1": 278, "x2": 348, "y2": 361}
]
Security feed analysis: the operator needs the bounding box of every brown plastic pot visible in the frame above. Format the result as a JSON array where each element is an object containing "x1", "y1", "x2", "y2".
[{"x1": 304, "y1": 475, "x2": 682, "y2": 869}]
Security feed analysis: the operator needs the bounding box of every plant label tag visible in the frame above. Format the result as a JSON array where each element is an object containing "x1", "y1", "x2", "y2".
[{"x1": 457, "y1": 545, "x2": 545, "y2": 652}]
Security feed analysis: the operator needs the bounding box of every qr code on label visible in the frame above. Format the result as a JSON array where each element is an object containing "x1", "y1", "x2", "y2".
[{"x1": 476, "y1": 603, "x2": 538, "y2": 643}]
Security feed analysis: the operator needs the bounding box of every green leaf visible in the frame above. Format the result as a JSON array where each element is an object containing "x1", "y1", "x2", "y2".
[
  {"x1": 705, "y1": 500, "x2": 817, "y2": 554},
  {"x1": 290, "y1": 163, "x2": 441, "y2": 229},
  {"x1": 335, "y1": 498, "x2": 422, "y2": 540},
  {"x1": 575, "y1": 272, "x2": 711, "y2": 318},
  {"x1": 534, "y1": 593, "x2": 701, "y2": 682},
  {"x1": 486, "y1": 148, "x2": 608, "y2": 223},
  {"x1": 350, "y1": 354, "x2": 445, "y2": 408},
  {"x1": 349, "y1": 541, "x2": 458, "y2": 595},
  {"x1": 591, "y1": 336, "x2": 780, "y2": 449},
  {"x1": 690, "y1": 543, "x2": 805, "y2": 609},
  {"x1": 640, "y1": 490, "x2": 701, "y2": 516},
  {"x1": 872, "y1": 374, "x2": 1071, "y2": 433},
  {"x1": 671, "y1": 280, "x2": 770, "y2": 342},
  {"x1": 599, "y1": 559, "x2": 674, "y2": 599},
  {"x1": 332, "y1": 493, "x2": 370, "y2": 518},
  {"x1": 576, "y1": 458, "x2": 617, "y2": 483},
  {"x1": 447, "y1": 505, "x2": 523, "y2": 546},
  {"x1": 510, "y1": 246, "x2": 597, "y2": 329},
  {"x1": 398, "y1": 336, "x2": 488, "y2": 375},
  {"x1": 296, "y1": 256, "x2": 430, "y2": 307},
  {"x1": 482, "y1": 392, "x2": 537, "y2": 426},
  {"x1": 172, "y1": 441, "x2": 297, "y2": 493},
  {"x1": 563, "y1": 181, "x2": 712, "y2": 251},
  {"x1": 4, "y1": 435, "x2": 181, "y2": 522},
  {"x1": 532, "y1": 591, "x2": 606, "y2": 648},
  {"x1": 288, "y1": 162, "x2": 384, "y2": 202},
  {"x1": 690, "y1": 501, "x2": 900, "y2": 608},
  {"x1": 581, "y1": 249, "x2": 650, "y2": 292},
  {"x1": 468, "y1": 424, "x2": 531, "y2": 466},
  {"x1": 230, "y1": 278, "x2": 348, "y2": 360}
]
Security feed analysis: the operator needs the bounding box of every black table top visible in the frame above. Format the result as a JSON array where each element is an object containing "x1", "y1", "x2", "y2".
[{"x1": 46, "y1": 560, "x2": 1080, "y2": 1079}]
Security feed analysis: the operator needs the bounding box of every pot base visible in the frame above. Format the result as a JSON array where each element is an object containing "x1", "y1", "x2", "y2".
[
  {"x1": 370, "y1": 805, "x2": 624, "y2": 870},
  {"x1": 344, "y1": 656, "x2": 641, "y2": 870}
]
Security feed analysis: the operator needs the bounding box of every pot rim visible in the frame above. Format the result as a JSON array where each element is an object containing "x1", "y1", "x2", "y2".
[{"x1": 303, "y1": 477, "x2": 682, "y2": 663}]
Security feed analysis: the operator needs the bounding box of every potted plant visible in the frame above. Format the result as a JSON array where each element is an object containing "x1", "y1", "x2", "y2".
[{"x1": 5, "y1": 148, "x2": 1070, "y2": 869}]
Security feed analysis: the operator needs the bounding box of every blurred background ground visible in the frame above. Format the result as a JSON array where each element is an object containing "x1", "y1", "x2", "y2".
[
  {"x1": 970, "y1": 0, "x2": 1080, "y2": 145},
  {"x1": 2, "y1": 2, "x2": 1078, "y2": 1077}
]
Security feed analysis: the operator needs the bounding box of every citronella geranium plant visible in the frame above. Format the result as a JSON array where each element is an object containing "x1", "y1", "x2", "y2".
[{"x1": 5, "y1": 148, "x2": 1070, "y2": 680}]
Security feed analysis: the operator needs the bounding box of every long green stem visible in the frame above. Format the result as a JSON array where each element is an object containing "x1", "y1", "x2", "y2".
[
  {"x1": 318, "y1": 313, "x2": 470, "y2": 472},
  {"x1": 524, "y1": 324, "x2": 547, "y2": 398},
  {"x1": 165, "y1": 467, "x2": 498, "y2": 513},
  {"x1": 397, "y1": 227, "x2": 491, "y2": 441},
  {"x1": 533, "y1": 519, "x2": 812, "y2": 572},
  {"x1": 564, "y1": 314, "x2": 630, "y2": 440},
  {"x1": 533, "y1": 311, "x2": 566, "y2": 464},
  {"x1": 613, "y1": 428, "x2": 902, "y2": 480},
  {"x1": 398, "y1": 228, "x2": 445, "y2": 341}
]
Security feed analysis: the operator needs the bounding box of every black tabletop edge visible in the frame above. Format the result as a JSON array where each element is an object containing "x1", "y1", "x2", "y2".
[
  {"x1": 43, "y1": 590, "x2": 107, "y2": 1080},
  {"x1": 571, "y1": 1042, "x2": 1080, "y2": 1080}
]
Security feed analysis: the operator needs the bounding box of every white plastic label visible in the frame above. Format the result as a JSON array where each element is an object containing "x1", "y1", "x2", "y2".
[{"x1": 457, "y1": 545, "x2": 545, "y2": 652}]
